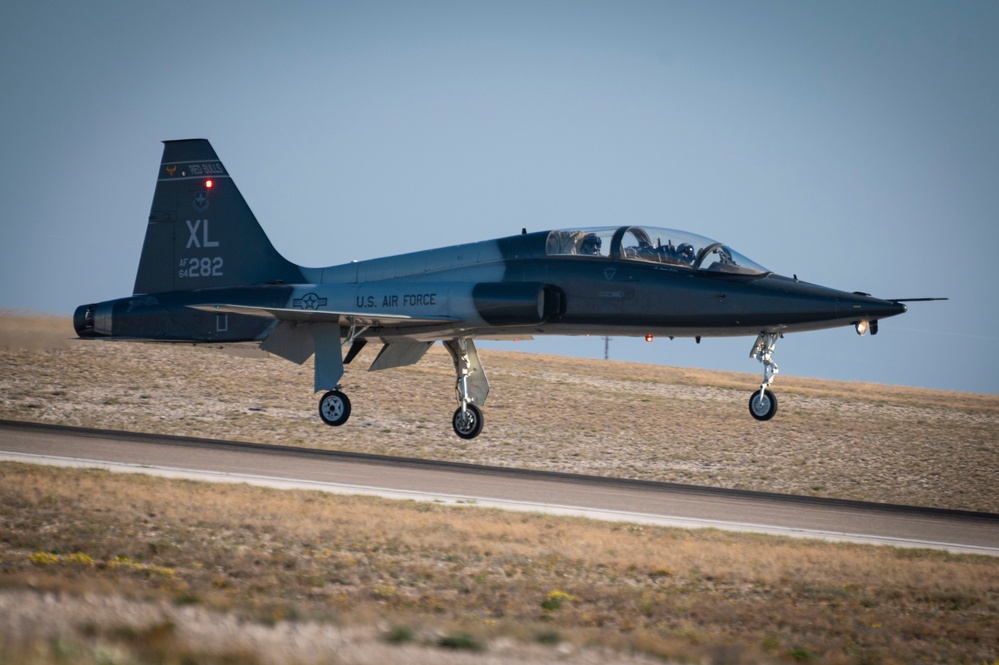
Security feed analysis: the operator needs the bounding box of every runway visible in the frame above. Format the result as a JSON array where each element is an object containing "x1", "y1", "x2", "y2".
[{"x1": 2, "y1": 420, "x2": 997, "y2": 556}]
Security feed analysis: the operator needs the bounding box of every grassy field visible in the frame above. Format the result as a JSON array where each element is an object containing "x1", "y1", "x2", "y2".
[
  {"x1": 2, "y1": 463, "x2": 997, "y2": 665},
  {"x1": 1, "y1": 313, "x2": 998, "y2": 664}
]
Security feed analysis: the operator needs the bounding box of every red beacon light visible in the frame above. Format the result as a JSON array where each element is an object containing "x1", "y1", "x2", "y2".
[
  {"x1": 205, "y1": 179, "x2": 213, "y2": 188},
  {"x1": 645, "y1": 334, "x2": 654, "y2": 342}
]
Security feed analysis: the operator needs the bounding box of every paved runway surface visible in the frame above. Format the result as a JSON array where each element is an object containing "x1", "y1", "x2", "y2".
[{"x1": 2, "y1": 420, "x2": 997, "y2": 555}]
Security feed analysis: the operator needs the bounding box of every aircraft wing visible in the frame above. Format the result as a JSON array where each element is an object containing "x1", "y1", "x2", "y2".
[{"x1": 188, "y1": 303, "x2": 459, "y2": 326}]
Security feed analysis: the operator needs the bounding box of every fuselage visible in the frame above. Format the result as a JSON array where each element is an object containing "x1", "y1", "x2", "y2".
[{"x1": 74, "y1": 225, "x2": 906, "y2": 344}]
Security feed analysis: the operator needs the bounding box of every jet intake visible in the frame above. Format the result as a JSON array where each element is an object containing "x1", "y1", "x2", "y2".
[{"x1": 472, "y1": 283, "x2": 561, "y2": 326}]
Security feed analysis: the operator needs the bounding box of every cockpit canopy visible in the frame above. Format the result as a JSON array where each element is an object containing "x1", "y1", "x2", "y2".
[{"x1": 545, "y1": 226, "x2": 770, "y2": 276}]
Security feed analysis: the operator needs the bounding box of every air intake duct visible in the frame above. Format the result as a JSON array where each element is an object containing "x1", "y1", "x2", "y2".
[{"x1": 472, "y1": 283, "x2": 562, "y2": 325}]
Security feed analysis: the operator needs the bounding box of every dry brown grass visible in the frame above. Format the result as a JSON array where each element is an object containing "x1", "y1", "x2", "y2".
[
  {"x1": 2, "y1": 463, "x2": 997, "y2": 665},
  {"x1": 1, "y1": 313, "x2": 997, "y2": 511},
  {"x1": 2, "y1": 313, "x2": 998, "y2": 663}
]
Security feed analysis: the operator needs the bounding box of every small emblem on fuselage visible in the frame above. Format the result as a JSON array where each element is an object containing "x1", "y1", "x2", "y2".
[
  {"x1": 604, "y1": 267, "x2": 617, "y2": 281},
  {"x1": 192, "y1": 191, "x2": 209, "y2": 212},
  {"x1": 165, "y1": 166, "x2": 177, "y2": 176},
  {"x1": 293, "y1": 293, "x2": 328, "y2": 310}
]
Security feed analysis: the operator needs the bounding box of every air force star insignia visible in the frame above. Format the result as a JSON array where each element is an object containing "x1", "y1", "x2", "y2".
[{"x1": 293, "y1": 293, "x2": 328, "y2": 310}]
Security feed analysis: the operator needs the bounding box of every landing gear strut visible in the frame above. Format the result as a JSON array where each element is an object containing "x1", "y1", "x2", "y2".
[
  {"x1": 315, "y1": 319, "x2": 368, "y2": 428},
  {"x1": 444, "y1": 338, "x2": 488, "y2": 439},
  {"x1": 749, "y1": 332, "x2": 780, "y2": 421}
]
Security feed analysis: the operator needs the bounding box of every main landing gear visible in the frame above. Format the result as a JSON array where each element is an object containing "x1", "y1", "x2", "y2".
[
  {"x1": 749, "y1": 332, "x2": 780, "y2": 421},
  {"x1": 444, "y1": 338, "x2": 489, "y2": 439},
  {"x1": 318, "y1": 388, "x2": 351, "y2": 426},
  {"x1": 316, "y1": 336, "x2": 490, "y2": 439},
  {"x1": 452, "y1": 402, "x2": 484, "y2": 440}
]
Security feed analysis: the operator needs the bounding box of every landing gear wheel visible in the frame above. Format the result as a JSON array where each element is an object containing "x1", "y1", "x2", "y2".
[
  {"x1": 319, "y1": 390, "x2": 351, "y2": 426},
  {"x1": 452, "y1": 403, "x2": 484, "y2": 439},
  {"x1": 749, "y1": 389, "x2": 778, "y2": 421}
]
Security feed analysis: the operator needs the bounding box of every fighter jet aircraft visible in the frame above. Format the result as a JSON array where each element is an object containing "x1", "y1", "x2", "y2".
[{"x1": 74, "y1": 139, "x2": 943, "y2": 438}]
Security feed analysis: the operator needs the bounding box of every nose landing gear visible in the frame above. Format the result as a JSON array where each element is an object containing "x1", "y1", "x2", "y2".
[{"x1": 749, "y1": 332, "x2": 781, "y2": 421}]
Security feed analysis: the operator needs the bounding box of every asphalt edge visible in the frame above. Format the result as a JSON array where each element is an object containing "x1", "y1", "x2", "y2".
[{"x1": 3, "y1": 418, "x2": 996, "y2": 523}]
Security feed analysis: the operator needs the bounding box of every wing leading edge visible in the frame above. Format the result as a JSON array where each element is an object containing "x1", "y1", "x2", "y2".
[{"x1": 188, "y1": 303, "x2": 459, "y2": 327}]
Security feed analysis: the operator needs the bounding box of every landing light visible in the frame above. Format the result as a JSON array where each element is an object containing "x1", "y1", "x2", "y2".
[
  {"x1": 855, "y1": 320, "x2": 868, "y2": 336},
  {"x1": 645, "y1": 334, "x2": 654, "y2": 342}
]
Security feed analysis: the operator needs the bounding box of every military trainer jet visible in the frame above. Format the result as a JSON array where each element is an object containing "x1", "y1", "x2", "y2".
[{"x1": 74, "y1": 139, "x2": 942, "y2": 438}]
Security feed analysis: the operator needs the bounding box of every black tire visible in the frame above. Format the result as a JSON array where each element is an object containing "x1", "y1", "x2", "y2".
[
  {"x1": 748, "y1": 389, "x2": 778, "y2": 421},
  {"x1": 319, "y1": 390, "x2": 351, "y2": 426},
  {"x1": 452, "y1": 403, "x2": 484, "y2": 439}
]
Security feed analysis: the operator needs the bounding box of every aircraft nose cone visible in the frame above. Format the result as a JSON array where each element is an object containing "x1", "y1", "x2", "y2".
[{"x1": 846, "y1": 294, "x2": 906, "y2": 320}]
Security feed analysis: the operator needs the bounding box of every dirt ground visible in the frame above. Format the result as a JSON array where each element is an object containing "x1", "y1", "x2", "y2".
[{"x1": 2, "y1": 312, "x2": 997, "y2": 512}]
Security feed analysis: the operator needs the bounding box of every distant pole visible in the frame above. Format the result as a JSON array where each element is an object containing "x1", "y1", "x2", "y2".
[{"x1": 603, "y1": 336, "x2": 611, "y2": 360}]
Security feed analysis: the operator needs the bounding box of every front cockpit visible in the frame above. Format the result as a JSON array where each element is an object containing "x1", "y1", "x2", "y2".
[{"x1": 544, "y1": 226, "x2": 771, "y2": 276}]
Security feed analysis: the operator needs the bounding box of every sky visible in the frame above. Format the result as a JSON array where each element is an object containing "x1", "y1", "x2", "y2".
[{"x1": 1, "y1": 1, "x2": 997, "y2": 394}]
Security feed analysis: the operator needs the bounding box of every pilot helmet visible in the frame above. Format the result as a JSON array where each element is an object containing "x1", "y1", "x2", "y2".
[
  {"x1": 580, "y1": 233, "x2": 602, "y2": 254},
  {"x1": 677, "y1": 243, "x2": 695, "y2": 262}
]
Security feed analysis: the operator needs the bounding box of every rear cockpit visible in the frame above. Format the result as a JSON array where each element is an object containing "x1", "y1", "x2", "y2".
[{"x1": 545, "y1": 225, "x2": 770, "y2": 276}]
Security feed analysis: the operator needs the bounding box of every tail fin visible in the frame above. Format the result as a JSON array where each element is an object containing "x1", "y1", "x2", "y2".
[{"x1": 133, "y1": 139, "x2": 304, "y2": 294}]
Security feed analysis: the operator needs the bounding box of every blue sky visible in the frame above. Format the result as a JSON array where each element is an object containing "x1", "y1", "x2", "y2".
[{"x1": 2, "y1": 1, "x2": 996, "y2": 393}]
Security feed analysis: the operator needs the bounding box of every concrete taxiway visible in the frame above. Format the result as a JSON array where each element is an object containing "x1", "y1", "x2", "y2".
[{"x1": 2, "y1": 420, "x2": 997, "y2": 555}]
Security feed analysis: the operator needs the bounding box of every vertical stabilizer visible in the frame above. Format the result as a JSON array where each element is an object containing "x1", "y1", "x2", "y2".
[{"x1": 133, "y1": 139, "x2": 303, "y2": 294}]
